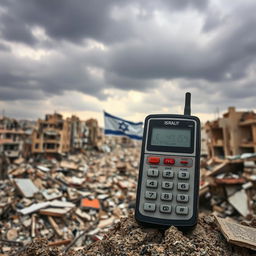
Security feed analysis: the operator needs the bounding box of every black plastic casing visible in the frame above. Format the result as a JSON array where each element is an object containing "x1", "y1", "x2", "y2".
[{"x1": 135, "y1": 114, "x2": 201, "y2": 228}]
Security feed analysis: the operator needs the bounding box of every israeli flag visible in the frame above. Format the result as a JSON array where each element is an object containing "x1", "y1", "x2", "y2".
[{"x1": 104, "y1": 111, "x2": 143, "y2": 140}]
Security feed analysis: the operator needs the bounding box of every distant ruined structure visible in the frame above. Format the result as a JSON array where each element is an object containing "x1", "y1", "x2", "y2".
[{"x1": 205, "y1": 107, "x2": 256, "y2": 159}]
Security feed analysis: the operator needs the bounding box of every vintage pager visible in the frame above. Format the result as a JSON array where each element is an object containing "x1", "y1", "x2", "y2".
[{"x1": 135, "y1": 93, "x2": 201, "y2": 228}]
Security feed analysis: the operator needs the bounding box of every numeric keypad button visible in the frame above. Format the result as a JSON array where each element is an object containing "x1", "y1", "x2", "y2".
[
  {"x1": 146, "y1": 180, "x2": 158, "y2": 188},
  {"x1": 162, "y1": 181, "x2": 173, "y2": 190},
  {"x1": 176, "y1": 206, "x2": 189, "y2": 215},
  {"x1": 161, "y1": 193, "x2": 173, "y2": 201},
  {"x1": 144, "y1": 203, "x2": 156, "y2": 212},
  {"x1": 178, "y1": 171, "x2": 189, "y2": 180},
  {"x1": 163, "y1": 170, "x2": 174, "y2": 178},
  {"x1": 177, "y1": 183, "x2": 189, "y2": 191},
  {"x1": 160, "y1": 205, "x2": 172, "y2": 213},
  {"x1": 145, "y1": 191, "x2": 157, "y2": 200},
  {"x1": 147, "y1": 168, "x2": 159, "y2": 177},
  {"x1": 177, "y1": 194, "x2": 189, "y2": 203}
]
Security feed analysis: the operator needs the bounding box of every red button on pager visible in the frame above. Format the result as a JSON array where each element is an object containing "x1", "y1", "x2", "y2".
[
  {"x1": 180, "y1": 160, "x2": 188, "y2": 164},
  {"x1": 148, "y1": 157, "x2": 160, "y2": 164},
  {"x1": 164, "y1": 158, "x2": 175, "y2": 165}
]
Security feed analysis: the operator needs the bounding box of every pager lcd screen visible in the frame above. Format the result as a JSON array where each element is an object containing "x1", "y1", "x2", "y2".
[{"x1": 151, "y1": 127, "x2": 191, "y2": 147}]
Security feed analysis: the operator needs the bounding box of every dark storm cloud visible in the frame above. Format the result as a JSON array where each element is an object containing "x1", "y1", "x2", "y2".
[
  {"x1": 0, "y1": 49, "x2": 107, "y2": 101},
  {"x1": 0, "y1": 86, "x2": 44, "y2": 101},
  {"x1": 0, "y1": 0, "x2": 134, "y2": 45},
  {"x1": 0, "y1": 0, "x2": 209, "y2": 46},
  {"x1": 0, "y1": 34, "x2": 110, "y2": 100},
  {"x1": 108, "y1": 8, "x2": 256, "y2": 84},
  {"x1": 0, "y1": 0, "x2": 255, "y2": 117},
  {"x1": 161, "y1": 0, "x2": 208, "y2": 11},
  {"x1": 105, "y1": 71, "x2": 157, "y2": 91}
]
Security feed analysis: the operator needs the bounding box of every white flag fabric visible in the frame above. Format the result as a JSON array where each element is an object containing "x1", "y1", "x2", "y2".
[{"x1": 104, "y1": 111, "x2": 143, "y2": 140}]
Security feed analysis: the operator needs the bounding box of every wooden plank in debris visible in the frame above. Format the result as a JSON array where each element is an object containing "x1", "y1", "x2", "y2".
[
  {"x1": 48, "y1": 216, "x2": 63, "y2": 237},
  {"x1": 14, "y1": 179, "x2": 39, "y2": 198},
  {"x1": 206, "y1": 161, "x2": 243, "y2": 177},
  {"x1": 75, "y1": 209, "x2": 91, "y2": 221},
  {"x1": 215, "y1": 214, "x2": 256, "y2": 251},
  {"x1": 98, "y1": 216, "x2": 115, "y2": 229},
  {"x1": 48, "y1": 239, "x2": 71, "y2": 247},
  {"x1": 215, "y1": 178, "x2": 246, "y2": 185},
  {"x1": 199, "y1": 182, "x2": 210, "y2": 197},
  {"x1": 39, "y1": 207, "x2": 71, "y2": 217},
  {"x1": 31, "y1": 214, "x2": 36, "y2": 238},
  {"x1": 60, "y1": 161, "x2": 78, "y2": 170}
]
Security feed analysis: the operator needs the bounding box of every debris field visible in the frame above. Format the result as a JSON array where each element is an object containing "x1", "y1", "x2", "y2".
[{"x1": 1, "y1": 145, "x2": 256, "y2": 255}]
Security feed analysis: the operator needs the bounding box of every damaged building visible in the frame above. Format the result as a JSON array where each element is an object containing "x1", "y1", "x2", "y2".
[
  {"x1": 32, "y1": 113, "x2": 71, "y2": 156},
  {"x1": 85, "y1": 118, "x2": 103, "y2": 149},
  {"x1": 205, "y1": 107, "x2": 256, "y2": 159},
  {"x1": 31, "y1": 113, "x2": 102, "y2": 157},
  {"x1": 0, "y1": 116, "x2": 25, "y2": 159},
  {"x1": 68, "y1": 115, "x2": 88, "y2": 152}
]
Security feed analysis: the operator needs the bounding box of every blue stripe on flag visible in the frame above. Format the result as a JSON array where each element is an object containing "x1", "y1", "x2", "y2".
[
  {"x1": 104, "y1": 111, "x2": 143, "y2": 125},
  {"x1": 105, "y1": 129, "x2": 142, "y2": 140}
]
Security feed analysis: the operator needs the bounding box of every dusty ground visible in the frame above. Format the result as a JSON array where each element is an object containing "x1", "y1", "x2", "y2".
[{"x1": 12, "y1": 212, "x2": 253, "y2": 256}]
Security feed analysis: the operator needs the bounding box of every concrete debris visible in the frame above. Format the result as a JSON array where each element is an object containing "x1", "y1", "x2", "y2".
[
  {"x1": 1, "y1": 107, "x2": 256, "y2": 254},
  {"x1": 228, "y1": 189, "x2": 249, "y2": 217},
  {"x1": 13, "y1": 213, "x2": 251, "y2": 256},
  {"x1": 0, "y1": 145, "x2": 140, "y2": 254},
  {"x1": 200, "y1": 155, "x2": 256, "y2": 219},
  {"x1": 14, "y1": 178, "x2": 39, "y2": 198}
]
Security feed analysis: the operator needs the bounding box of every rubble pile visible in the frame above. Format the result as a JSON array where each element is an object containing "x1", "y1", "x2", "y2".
[
  {"x1": 200, "y1": 154, "x2": 256, "y2": 220},
  {"x1": 1, "y1": 145, "x2": 256, "y2": 255},
  {"x1": 81, "y1": 212, "x2": 253, "y2": 256},
  {"x1": 0, "y1": 146, "x2": 140, "y2": 254},
  {"x1": 13, "y1": 213, "x2": 252, "y2": 256}
]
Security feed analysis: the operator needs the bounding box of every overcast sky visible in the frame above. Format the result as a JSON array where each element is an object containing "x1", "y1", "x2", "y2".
[{"x1": 0, "y1": 0, "x2": 256, "y2": 126}]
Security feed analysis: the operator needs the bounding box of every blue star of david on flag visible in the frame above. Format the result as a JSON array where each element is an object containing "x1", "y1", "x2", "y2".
[
  {"x1": 104, "y1": 111, "x2": 143, "y2": 140},
  {"x1": 118, "y1": 121, "x2": 129, "y2": 133}
]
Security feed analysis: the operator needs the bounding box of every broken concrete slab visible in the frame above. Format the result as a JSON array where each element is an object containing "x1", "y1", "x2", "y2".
[
  {"x1": 18, "y1": 202, "x2": 50, "y2": 215},
  {"x1": 14, "y1": 178, "x2": 39, "y2": 198},
  {"x1": 18, "y1": 200, "x2": 75, "y2": 215},
  {"x1": 42, "y1": 189, "x2": 62, "y2": 201},
  {"x1": 228, "y1": 189, "x2": 250, "y2": 217}
]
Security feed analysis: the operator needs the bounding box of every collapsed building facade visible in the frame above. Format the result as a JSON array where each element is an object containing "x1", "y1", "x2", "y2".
[
  {"x1": 205, "y1": 107, "x2": 256, "y2": 159},
  {"x1": 0, "y1": 113, "x2": 101, "y2": 161},
  {"x1": 0, "y1": 117, "x2": 25, "y2": 159},
  {"x1": 31, "y1": 113, "x2": 102, "y2": 156},
  {"x1": 32, "y1": 113, "x2": 71, "y2": 155}
]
